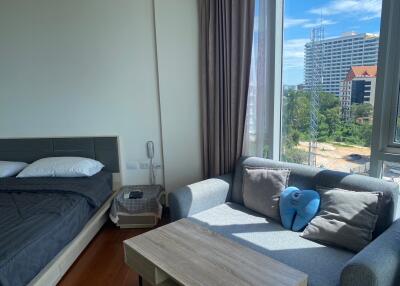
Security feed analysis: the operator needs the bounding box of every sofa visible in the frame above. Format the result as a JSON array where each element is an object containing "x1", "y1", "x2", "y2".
[{"x1": 168, "y1": 156, "x2": 400, "y2": 286}]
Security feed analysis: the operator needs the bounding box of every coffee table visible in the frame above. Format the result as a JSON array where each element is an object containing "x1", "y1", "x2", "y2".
[{"x1": 124, "y1": 219, "x2": 308, "y2": 286}]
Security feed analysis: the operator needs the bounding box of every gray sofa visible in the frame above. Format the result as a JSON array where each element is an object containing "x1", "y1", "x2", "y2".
[{"x1": 168, "y1": 157, "x2": 400, "y2": 286}]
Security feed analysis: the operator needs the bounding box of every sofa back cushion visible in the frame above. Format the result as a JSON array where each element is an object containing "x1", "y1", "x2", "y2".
[
  {"x1": 242, "y1": 167, "x2": 290, "y2": 222},
  {"x1": 301, "y1": 187, "x2": 382, "y2": 252},
  {"x1": 232, "y1": 156, "x2": 399, "y2": 238}
]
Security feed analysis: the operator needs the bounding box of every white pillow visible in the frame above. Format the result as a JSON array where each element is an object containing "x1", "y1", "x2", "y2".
[
  {"x1": 17, "y1": 157, "x2": 104, "y2": 178},
  {"x1": 0, "y1": 161, "x2": 28, "y2": 178}
]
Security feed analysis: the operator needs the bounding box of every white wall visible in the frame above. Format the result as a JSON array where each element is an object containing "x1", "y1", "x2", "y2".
[
  {"x1": 155, "y1": 0, "x2": 203, "y2": 192},
  {"x1": 0, "y1": 0, "x2": 202, "y2": 188}
]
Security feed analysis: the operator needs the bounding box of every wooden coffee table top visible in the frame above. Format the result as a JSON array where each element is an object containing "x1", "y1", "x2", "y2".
[{"x1": 124, "y1": 219, "x2": 308, "y2": 286}]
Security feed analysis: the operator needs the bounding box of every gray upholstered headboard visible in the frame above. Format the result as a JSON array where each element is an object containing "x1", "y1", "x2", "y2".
[{"x1": 0, "y1": 137, "x2": 120, "y2": 173}]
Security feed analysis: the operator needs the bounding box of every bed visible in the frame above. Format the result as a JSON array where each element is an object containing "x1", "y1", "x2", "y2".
[{"x1": 0, "y1": 137, "x2": 121, "y2": 286}]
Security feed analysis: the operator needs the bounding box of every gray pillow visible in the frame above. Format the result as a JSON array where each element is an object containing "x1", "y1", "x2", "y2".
[
  {"x1": 301, "y1": 186, "x2": 382, "y2": 252},
  {"x1": 0, "y1": 161, "x2": 28, "y2": 178},
  {"x1": 242, "y1": 167, "x2": 290, "y2": 221}
]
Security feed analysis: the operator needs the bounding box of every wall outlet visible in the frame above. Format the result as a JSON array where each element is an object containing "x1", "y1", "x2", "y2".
[
  {"x1": 139, "y1": 162, "x2": 149, "y2": 169},
  {"x1": 129, "y1": 162, "x2": 162, "y2": 170},
  {"x1": 138, "y1": 162, "x2": 162, "y2": 170},
  {"x1": 126, "y1": 162, "x2": 140, "y2": 170}
]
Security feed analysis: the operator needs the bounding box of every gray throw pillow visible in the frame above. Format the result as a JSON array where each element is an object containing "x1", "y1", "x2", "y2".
[
  {"x1": 242, "y1": 167, "x2": 290, "y2": 221},
  {"x1": 301, "y1": 186, "x2": 382, "y2": 252}
]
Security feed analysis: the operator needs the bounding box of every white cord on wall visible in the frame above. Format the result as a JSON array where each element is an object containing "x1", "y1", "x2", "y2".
[
  {"x1": 147, "y1": 141, "x2": 156, "y2": 185},
  {"x1": 149, "y1": 157, "x2": 156, "y2": 185}
]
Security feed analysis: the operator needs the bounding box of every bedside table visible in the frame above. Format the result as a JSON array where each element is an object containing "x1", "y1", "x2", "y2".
[{"x1": 109, "y1": 185, "x2": 165, "y2": 228}]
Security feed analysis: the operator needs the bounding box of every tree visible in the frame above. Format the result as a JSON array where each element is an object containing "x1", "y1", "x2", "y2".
[
  {"x1": 351, "y1": 103, "x2": 373, "y2": 120},
  {"x1": 324, "y1": 107, "x2": 341, "y2": 136},
  {"x1": 359, "y1": 124, "x2": 372, "y2": 146},
  {"x1": 320, "y1": 92, "x2": 340, "y2": 111},
  {"x1": 281, "y1": 89, "x2": 372, "y2": 163},
  {"x1": 283, "y1": 90, "x2": 310, "y2": 134},
  {"x1": 317, "y1": 113, "x2": 330, "y2": 141}
]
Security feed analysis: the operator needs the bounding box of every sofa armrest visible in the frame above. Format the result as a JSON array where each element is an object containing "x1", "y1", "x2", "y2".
[
  {"x1": 341, "y1": 219, "x2": 400, "y2": 286},
  {"x1": 168, "y1": 173, "x2": 232, "y2": 221}
]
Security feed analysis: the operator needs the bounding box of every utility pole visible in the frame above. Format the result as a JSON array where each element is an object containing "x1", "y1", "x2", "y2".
[{"x1": 308, "y1": 24, "x2": 324, "y2": 167}]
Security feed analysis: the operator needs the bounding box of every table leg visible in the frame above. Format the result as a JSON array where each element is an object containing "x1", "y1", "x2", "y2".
[{"x1": 138, "y1": 275, "x2": 143, "y2": 286}]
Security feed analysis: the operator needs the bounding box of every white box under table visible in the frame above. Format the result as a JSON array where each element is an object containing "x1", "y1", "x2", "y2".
[{"x1": 110, "y1": 185, "x2": 164, "y2": 228}]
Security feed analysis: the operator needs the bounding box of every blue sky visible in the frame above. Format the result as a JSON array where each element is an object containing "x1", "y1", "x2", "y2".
[{"x1": 283, "y1": 0, "x2": 382, "y2": 85}]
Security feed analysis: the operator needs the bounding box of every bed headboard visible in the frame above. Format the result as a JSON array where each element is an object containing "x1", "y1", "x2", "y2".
[{"x1": 0, "y1": 137, "x2": 120, "y2": 173}]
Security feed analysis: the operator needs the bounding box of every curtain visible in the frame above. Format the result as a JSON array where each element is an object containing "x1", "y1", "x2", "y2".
[
  {"x1": 200, "y1": 0, "x2": 255, "y2": 178},
  {"x1": 243, "y1": 0, "x2": 271, "y2": 158}
]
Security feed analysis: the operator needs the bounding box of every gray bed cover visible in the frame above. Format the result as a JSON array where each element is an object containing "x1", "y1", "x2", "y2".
[{"x1": 0, "y1": 172, "x2": 112, "y2": 286}]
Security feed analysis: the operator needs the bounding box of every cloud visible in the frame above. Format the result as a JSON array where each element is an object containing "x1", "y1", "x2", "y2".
[
  {"x1": 361, "y1": 15, "x2": 380, "y2": 21},
  {"x1": 284, "y1": 18, "x2": 336, "y2": 29},
  {"x1": 302, "y1": 19, "x2": 337, "y2": 28},
  {"x1": 309, "y1": 0, "x2": 381, "y2": 21},
  {"x1": 283, "y1": 38, "x2": 309, "y2": 69},
  {"x1": 284, "y1": 18, "x2": 310, "y2": 28}
]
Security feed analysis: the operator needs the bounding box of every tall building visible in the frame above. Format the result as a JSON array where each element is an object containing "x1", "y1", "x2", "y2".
[
  {"x1": 340, "y1": 66, "x2": 377, "y2": 121},
  {"x1": 304, "y1": 32, "x2": 379, "y2": 96}
]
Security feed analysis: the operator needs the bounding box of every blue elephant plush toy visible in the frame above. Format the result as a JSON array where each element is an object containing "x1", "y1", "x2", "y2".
[{"x1": 279, "y1": 186, "x2": 320, "y2": 232}]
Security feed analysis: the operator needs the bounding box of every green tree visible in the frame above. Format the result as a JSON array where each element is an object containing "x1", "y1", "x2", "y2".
[
  {"x1": 282, "y1": 90, "x2": 312, "y2": 162},
  {"x1": 319, "y1": 92, "x2": 340, "y2": 111},
  {"x1": 351, "y1": 103, "x2": 373, "y2": 119},
  {"x1": 359, "y1": 124, "x2": 373, "y2": 146},
  {"x1": 283, "y1": 90, "x2": 310, "y2": 134},
  {"x1": 310, "y1": 92, "x2": 341, "y2": 142},
  {"x1": 324, "y1": 106, "x2": 341, "y2": 136},
  {"x1": 317, "y1": 113, "x2": 330, "y2": 142},
  {"x1": 281, "y1": 89, "x2": 373, "y2": 163}
]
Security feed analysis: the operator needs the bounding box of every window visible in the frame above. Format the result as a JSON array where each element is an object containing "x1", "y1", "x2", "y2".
[
  {"x1": 244, "y1": 0, "x2": 400, "y2": 183},
  {"x1": 281, "y1": 0, "x2": 382, "y2": 173},
  {"x1": 382, "y1": 161, "x2": 400, "y2": 183}
]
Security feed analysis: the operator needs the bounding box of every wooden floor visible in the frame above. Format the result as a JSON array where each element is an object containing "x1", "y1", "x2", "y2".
[{"x1": 58, "y1": 219, "x2": 167, "y2": 286}]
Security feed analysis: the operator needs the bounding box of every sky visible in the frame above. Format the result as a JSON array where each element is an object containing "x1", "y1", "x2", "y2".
[{"x1": 283, "y1": 0, "x2": 382, "y2": 85}]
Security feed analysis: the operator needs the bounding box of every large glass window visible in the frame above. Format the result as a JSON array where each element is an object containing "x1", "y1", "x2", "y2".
[
  {"x1": 383, "y1": 161, "x2": 400, "y2": 183},
  {"x1": 281, "y1": 0, "x2": 382, "y2": 174}
]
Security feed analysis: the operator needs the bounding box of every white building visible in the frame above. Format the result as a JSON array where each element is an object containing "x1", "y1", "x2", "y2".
[
  {"x1": 304, "y1": 32, "x2": 379, "y2": 96},
  {"x1": 340, "y1": 66, "x2": 377, "y2": 121}
]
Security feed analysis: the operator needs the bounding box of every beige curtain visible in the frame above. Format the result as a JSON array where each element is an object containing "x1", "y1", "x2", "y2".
[
  {"x1": 243, "y1": 0, "x2": 270, "y2": 158},
  {"x1": 200, "y1": 0, "x2": 255, "y2": 178}
]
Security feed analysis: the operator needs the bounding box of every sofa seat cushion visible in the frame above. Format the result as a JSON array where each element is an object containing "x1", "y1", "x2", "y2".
[{"x1": 189, "y1": 202, "x2": 354, "y2": 286}]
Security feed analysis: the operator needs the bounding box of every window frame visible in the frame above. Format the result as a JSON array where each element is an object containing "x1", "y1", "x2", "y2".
[
  {"x1": 271, "y1": 0, "x2": 284, "y2": 161},
  {"x1": 264, "y1": 0, "x2": 284, "y2": 160},
  {"x1": 370, "y1": 0, "x2": 400, "y2": 177}
]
